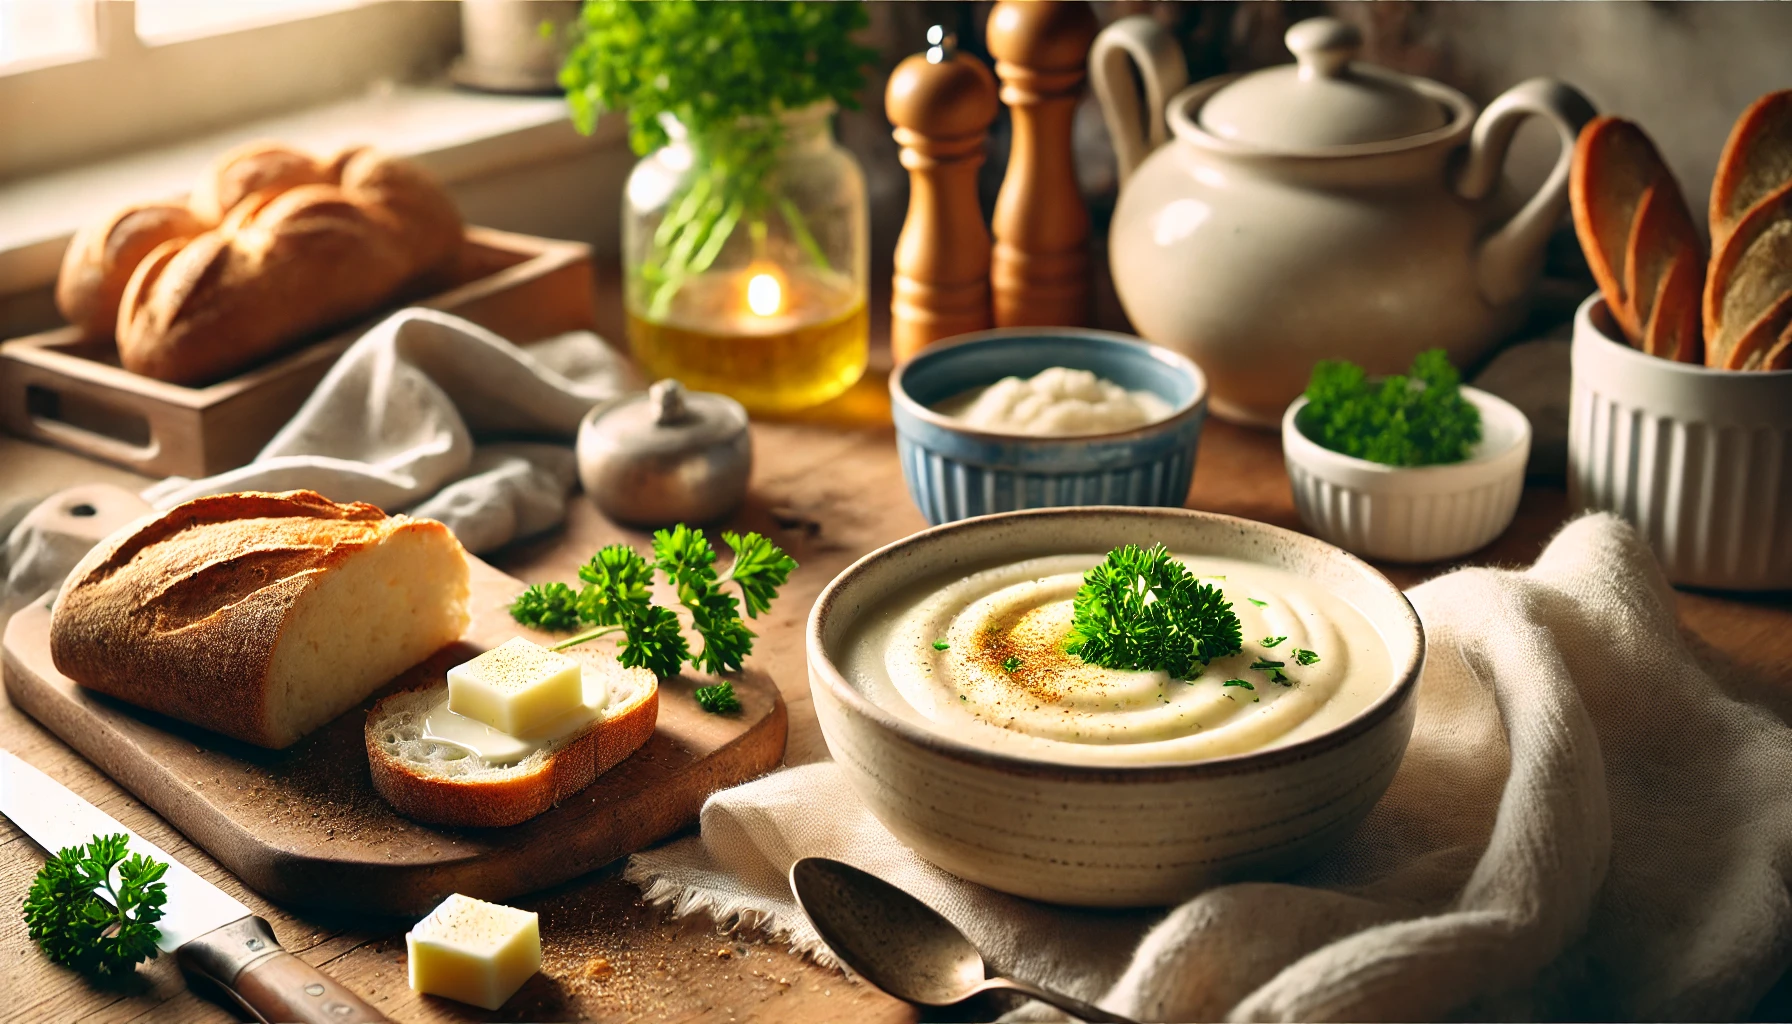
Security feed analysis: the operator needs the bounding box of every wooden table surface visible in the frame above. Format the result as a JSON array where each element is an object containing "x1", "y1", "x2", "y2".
[{"x1": 4, "y1": 336, "x2": 1790, "y2": 1023}]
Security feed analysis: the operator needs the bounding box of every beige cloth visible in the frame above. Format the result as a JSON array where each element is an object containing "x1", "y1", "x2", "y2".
[{"x1": 626, "y1": 514, "x2": 1792, "y2": 1020}]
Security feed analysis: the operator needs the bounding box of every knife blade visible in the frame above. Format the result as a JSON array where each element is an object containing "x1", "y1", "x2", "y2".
[{"x1": 1, "y1": 750, "x2": 391, "y2": 1024}]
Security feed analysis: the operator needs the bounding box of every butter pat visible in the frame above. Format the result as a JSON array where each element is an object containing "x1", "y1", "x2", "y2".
[
  {"x1": 407, "y1": 893, "x2": 541, "y2": 1010},
  {"x1": 447, "y1": 637, "x2": 583, "y2": 738}
]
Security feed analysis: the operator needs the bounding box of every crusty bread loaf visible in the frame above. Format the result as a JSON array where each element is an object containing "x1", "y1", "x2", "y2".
[
  {"x1": 53, "y1": 141, "x2": 463, "y2": 382},
  {"x1": 117, "y1": 184, "x2": 416, "y2": 384},
  {"x1": 366, "y1": 658, "x2": 659, "y2": 827},
  {"x1": 337, "y1": 147, "x2": 463, "y2": 276},
  {"x1": 189, "y1": 141, "x2": 331, "y2": 223},
  {"x1": 50, "y1": 490, "x2": 470, "y2": 750},
  {"x1": 55, "y1": 202, "x2": 209, "y2": 339},
  {"x1": 113, "y1": 148, "x2": 461, "y2": 385}
]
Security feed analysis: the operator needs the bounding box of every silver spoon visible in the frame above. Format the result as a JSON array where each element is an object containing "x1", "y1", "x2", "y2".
[{"x1": 790, "y1": 857, "x2": 1140, "y2": 1024}]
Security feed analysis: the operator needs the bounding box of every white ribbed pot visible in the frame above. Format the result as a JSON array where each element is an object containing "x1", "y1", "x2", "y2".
[
  {"x1": 1283, "y1": 386, "x2": 1531, "y2": 563},
  {"x1": 1568, "y1": 295, "x2": 1792, "y2": 590}
]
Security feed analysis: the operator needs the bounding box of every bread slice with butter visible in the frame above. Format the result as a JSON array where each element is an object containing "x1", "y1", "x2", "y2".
[
  {"x1": 49, "y1": 489, "x2": 470, "y2": 749},
  {"x1": 365, "y1": 646, "x2": 658, "y2": 828}
]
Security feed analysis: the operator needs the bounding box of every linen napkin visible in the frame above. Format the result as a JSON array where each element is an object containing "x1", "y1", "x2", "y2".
[
  {"x1": 1, "y1": 308, "x2": 637, "y2": 615},
  {"x1": 626, "y1": 513, "x2": 1792, "y2": 1021},
  {"x1": 142, "y1": 307, "x2": 638, "y2": 550}
]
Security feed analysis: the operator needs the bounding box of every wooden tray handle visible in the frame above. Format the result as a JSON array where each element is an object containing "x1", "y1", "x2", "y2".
[{"x1": 177, "y1": 916, "x2": 392, "y2": 1024}]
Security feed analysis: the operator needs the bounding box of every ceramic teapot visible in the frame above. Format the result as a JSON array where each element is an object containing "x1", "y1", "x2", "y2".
[{"x1": 1091, "y1": 16, "x2": 1595, "y2": 425}]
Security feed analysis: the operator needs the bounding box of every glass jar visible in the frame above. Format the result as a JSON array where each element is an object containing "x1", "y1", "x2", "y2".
[{"x1": 622, "y1": 103, "x2": 869, "y2": 414}]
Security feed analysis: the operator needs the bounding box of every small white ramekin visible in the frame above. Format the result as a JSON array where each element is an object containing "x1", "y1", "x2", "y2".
[
  {"x1": 1283, "y1": 386, "x2": 1532, "y2": 563},
  {"x1": 1568, "y1": 295, "x2": 1792, "y2": 590}
]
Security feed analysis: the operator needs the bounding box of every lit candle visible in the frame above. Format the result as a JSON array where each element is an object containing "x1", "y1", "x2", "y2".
[{"x1": 747, "y1": 270, "x2": 783, "y2": 317}]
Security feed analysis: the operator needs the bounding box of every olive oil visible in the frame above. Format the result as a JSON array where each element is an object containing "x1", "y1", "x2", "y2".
[{"x1": 626, "y1": 267, "x2": 868, "y2": 414}]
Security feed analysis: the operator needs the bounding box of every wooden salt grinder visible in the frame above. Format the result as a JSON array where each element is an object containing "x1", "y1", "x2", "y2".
[
  {"x1": 887, "y1": 27, "x2": 1000, "y2": 363},
  {"x1": 988, "y1": 0, "x2": 1098, "y2": 329}
]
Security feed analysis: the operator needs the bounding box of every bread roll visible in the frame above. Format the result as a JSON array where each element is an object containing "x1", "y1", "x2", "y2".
[
  {"x1": 112, "y1": 147, "x2": 462, "y2": 385},
  {"x1": 55, "y1": 202, "x2": 209, "y2": 339},
  {"x1": 116, "y1": 184, "x2": 417, "y2": 384},
  {"x1": 190, "y1": 141, "x2": 329, "y2": 223},
  {"x1": 339, "y1": 148, "x2": 462, "y2": 275},
  {"x1": 50, "y1": 490, "x2": 471, "y2": 750}
]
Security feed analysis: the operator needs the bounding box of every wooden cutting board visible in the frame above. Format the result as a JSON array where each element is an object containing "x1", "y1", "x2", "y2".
[{"x1": 0, "y1": 489, "x2": 787, "y2": 917}]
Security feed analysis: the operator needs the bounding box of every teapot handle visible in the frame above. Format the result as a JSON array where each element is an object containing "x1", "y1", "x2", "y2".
[
  {"x1": 1458, "y1": 77, "x2": 1597, "y2": 308},
  {"x1": 1089, "y1": 16, "x2": 1188, "y2": 186}
]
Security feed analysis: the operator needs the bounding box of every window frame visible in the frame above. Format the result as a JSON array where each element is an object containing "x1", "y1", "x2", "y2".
[{"x1": 0, "y1": 0, "x2": 462, "y2": 182}]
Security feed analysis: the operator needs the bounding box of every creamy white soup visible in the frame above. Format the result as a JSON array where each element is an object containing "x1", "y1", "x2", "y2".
[{"x1": 841, "y1": 553, "x2": 1394, "y2": 766}]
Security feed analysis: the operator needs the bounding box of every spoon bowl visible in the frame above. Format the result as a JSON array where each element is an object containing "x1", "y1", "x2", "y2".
[{"x1": 789, "y1": 857, "x2": 1139, "y2": 1023}]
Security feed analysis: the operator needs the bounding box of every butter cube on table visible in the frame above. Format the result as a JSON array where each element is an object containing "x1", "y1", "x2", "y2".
[
  {"x1": 448, "y1": 636, "x2": 584, "y2": 738},
  {"x1": 407, "y1": 893, "x2": 542, "y2": 1011}
]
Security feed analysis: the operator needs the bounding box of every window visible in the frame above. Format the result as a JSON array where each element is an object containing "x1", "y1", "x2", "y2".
[
  {"x1": 133, "y1": 0, "x2": 362, "y2": 45},
  {"x1": 0, "y1": 0, "x2": 94, "y2": 70},
  {"x1": 0, "y1": 1, "x2": 460, "y2": 181}
]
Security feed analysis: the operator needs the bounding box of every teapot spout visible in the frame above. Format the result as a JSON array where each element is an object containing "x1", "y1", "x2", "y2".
[
  {"x1": 1089, "y1": 16, "x2": 1188, "y2": 186},
  {"x1": 1462, "y1": 78, "x2": 1597, "y2": 308}
]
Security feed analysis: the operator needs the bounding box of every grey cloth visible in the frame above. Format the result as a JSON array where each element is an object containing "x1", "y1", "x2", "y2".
[
  {"x1": 1, "y1": 308, "x2": 636, "y2": 614},
  {"x1": 625, "y1": 514, "x2": 1792, "y2": 1021},
  {"x1": 142, "y1": 307, "x2": 637, "y2": 542}
]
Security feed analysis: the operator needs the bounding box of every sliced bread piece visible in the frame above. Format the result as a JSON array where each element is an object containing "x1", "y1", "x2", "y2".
[
  {"x1": 366, "y1": 651, "x2": 659, "y2": 827},
  {"x1": 1571, "y1": 116, "x2": 1682, "y2": 345},
  {"x1": 51, "y1": 490, "x2": 470, "y2": 749},
  {"x1": 1642, "y1": 250, "x2": 1704, "y2": 364},
  {"x1": 1704, "y1": 182, "x2": 1792, "y2": 367},
  {"x1": 1623, "y1": 180, "x2": 1704, "y2": 352},
  {"x1": 1764, "y1": 321, "x2": 1792, "y2": 371},
  {"x1": 1710, "y1": 89, "x2": 1792, "y2": 255}
]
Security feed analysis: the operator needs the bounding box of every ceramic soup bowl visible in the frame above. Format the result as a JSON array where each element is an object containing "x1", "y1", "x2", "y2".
[{"x1": 807, "y1": 507, "x2": 1424, "y2": 907}]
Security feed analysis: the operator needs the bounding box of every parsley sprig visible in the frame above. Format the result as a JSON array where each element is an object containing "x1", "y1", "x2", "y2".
[
  {"x1": 1300, "y1": 349, "x2": 1482, "y2": 467},
  {"x1": 1064, "y1": 545, "x2": 1243, "y2": 679},
  {"x1": 694, "y1": 681, "x2": 742, "y2": 714},
  {"x1": 24, "y1": 833, "x2": 167, "y2": 977},
  {"x1": 510, "y1": 527, "x2": 796, "y2": 686}
]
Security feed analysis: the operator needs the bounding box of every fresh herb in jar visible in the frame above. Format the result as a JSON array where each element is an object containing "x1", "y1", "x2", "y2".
[{"x1": 559, "y1": 1, "x2": 876, "y2": 317}]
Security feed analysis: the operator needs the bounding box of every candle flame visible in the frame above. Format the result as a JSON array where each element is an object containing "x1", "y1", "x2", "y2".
[{"x1": 747, "y1": 272, "x2": 782, "y2": 317}]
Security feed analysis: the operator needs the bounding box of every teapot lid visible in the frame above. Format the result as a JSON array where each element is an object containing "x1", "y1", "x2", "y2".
[{"x1": 1197, "y1": 18, "x2": 1448, "y2": 149}]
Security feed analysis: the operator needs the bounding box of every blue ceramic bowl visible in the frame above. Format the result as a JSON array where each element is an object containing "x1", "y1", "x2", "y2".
[{"x1": 890, "y1": 328, "x2": 1209, "y2": 524}]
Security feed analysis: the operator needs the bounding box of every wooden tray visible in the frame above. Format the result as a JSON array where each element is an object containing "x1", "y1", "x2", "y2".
[
  {"x1": 0, "y1": 226, "x2": 596, "y2": 479},
  {"x1": 0, "y1": 526, "x2": 788, "y2": 917}
]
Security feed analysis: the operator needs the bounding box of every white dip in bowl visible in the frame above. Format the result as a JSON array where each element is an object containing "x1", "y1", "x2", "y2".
[
  {"x1": 809, "y1": 507, "x2": 1424, "y2": 907},
  {"x1": 933, "y1": 366, "x2": 1171, "y2": 435}
]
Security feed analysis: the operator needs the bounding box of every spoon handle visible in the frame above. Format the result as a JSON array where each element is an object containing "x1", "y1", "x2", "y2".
[{"x1": 979, "y1": 976, "x2": 1142, "y2": 1024}]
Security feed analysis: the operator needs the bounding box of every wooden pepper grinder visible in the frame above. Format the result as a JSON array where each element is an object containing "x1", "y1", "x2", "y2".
[
  {"x1": 886, "y1": 26, "x2": 1000, "y2": 363},
  {"x1": 988, "y1": 0, "x2": 1098, "y2": 329}
]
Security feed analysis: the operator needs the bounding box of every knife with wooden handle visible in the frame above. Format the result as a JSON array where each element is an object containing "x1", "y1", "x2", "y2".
[{"x1": 0, "y1": 750, "x2": 391, "y2": 1023}]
